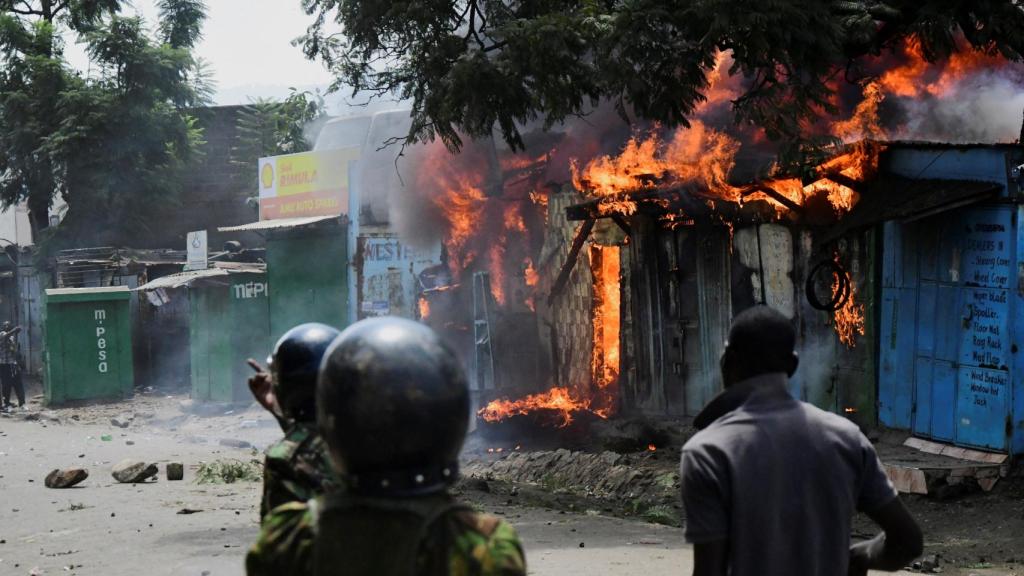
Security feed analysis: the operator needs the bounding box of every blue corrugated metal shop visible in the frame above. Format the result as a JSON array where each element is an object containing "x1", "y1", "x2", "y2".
[{"x1": 878, "y1": 143, "x2": 1024, "y2": 454}]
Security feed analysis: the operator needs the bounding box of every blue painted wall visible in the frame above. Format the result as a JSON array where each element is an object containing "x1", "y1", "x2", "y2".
[{"x1": 879, "y1": 145, "x2": 1021, "y2": 453}]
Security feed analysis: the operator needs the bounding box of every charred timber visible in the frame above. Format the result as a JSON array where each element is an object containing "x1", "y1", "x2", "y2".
[
  {"x1": 565, "y1": 187, "x2": 710, "y2": 221},
  {"x1": 547, "y1": 219, "x2": 596, "y2": 306},
  {"x1": 476, "y1": 409, "x2": 604, "y2": 444},
  {"x1": 610, "y1": 214, "x2": 632, "y2": 236},
  {"x1": 738, "y1": 183, "x2": 804, "y2": 214}
]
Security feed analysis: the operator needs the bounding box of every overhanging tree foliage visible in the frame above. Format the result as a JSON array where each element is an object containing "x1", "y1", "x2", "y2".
[
  {"x1": 230, "y1": 90, "x2": 326, "y2": 200},
  {"x1": 298, "y1": 1, "x2": 1024, "y2": 154},
  {"x1": 0, "y1": 0, "x2": 210, "y2": 245}
]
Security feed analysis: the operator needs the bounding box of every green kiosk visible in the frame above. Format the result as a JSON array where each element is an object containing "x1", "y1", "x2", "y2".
[
  {"x1": 138, "y1": 266, "x2": 270, "y2": 403},
  {"x1": 44, "y1": 286, "x2": 134, "y2": 404}
]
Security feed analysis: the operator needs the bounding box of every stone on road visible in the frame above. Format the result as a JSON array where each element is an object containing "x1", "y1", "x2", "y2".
[
  {"x1": 166, "y1": 462, "x2": 185, "y2": 481},
  {"x1": 44, "y1": 468, "x2": 88, "y2": 488},
  {"x1": 112, "y1": 459, "x2": 158, "y2": 483}
]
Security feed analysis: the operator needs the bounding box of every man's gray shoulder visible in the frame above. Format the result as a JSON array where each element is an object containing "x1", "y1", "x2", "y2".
[
  {"x1": 796, "y1": 401, "x2": 869, "y2": 445},
  {"x1": 683, "y1": 406, "x2": 757, "y2": 450}
]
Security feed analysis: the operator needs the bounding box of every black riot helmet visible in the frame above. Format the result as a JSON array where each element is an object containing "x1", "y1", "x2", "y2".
[
  {"x1": 317, "y1": 317, "x2": 469, "y2": 497},
  {"x1": 269, "y1": 323, "x2": 340, "y2": 423}
]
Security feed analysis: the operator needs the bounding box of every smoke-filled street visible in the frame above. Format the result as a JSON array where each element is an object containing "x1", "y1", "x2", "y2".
[
  {"x1": 0, "y1": 393, "x2": 681, "y2": 576},
  {"x1": 1, "y1": 393, "x2": 1022, "y2": 576},
  {"x1": 7, "y1": 2, "x2": 1024, "y2": 576}
]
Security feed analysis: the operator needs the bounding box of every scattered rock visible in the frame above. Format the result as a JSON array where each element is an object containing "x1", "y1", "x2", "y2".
[
  {"x1": 125, "y1": 440, "x2": 135, "y2": 446},
  {"x1": 461, "y1": 477, "x2": 491, "y2": 493},
  {"x1": 44, "y1": 468, "x2": 88, "y2": 489},
  {"x1": 166, "y1": 462, "x2": 184, "y2": 481},
  {"x1": 921, "y1": 554, "x2": 941, "y2": 573},
  {"x1": 110, "y1": 414, "x2": 133, "y2": 428},
  {"x1": 218, "y1": 438, "x2": 252, "y2": 449},
  {"x1": 177, "y1": 508, "x2": 203, "y2": 515},
  {"x1": 111, "y1": 459, "x2": 158, "y2": 483}
]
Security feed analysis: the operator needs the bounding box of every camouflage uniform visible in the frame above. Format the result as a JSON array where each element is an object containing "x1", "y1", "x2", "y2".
[
  {"x1": 260, "y1": 422, "x2": 340, "y2": 519},
  {"x1": 247, "y1": 492, "x2": 527, "y2": 576}
]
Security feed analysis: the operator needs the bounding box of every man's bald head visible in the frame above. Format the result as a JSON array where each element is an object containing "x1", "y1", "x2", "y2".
[{"x1": 721, "y1": 306, "x2": 798, "y2": 387}]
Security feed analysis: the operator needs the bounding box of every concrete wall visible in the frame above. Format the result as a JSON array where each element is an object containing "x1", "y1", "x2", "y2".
[{"x1": 176, "y1": 106, "x2": 263, "y2": 251}]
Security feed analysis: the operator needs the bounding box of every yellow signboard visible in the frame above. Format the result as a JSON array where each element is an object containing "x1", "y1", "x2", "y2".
[{"x1": 257, "y1": 147, "x2": 360, "y2": 220}]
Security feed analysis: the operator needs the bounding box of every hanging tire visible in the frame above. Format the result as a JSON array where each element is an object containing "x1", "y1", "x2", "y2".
[{"x1": 806, "y1": 259, "x2": 851, "y2": 311}]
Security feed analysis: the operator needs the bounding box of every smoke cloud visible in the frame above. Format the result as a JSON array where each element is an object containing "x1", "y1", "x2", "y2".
[{"x1": 893, "y1": 69, "x2": 1024, "y2": 143}]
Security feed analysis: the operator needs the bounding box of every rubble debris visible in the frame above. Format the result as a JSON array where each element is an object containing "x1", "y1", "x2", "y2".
[
  {"x1": 166, "y1": 462, "x2": 185, "y2": 481},
  {"x1": 110, "y1": 414, "x2": 133, "y2": 428},
  {"x1": 921, "y1": 554, "x2": 941, "y2": 573},
  {"x1": 177, "y1": 508, "x2": 203, "y2": 515},
  {"x1": 111, "y1": 459, "x2": 159, "y2": 483},
  {"x1": 590, "y1": 418, "x2": 681, "y2": 454},
  {"x1": 460, "y1": 478, "x2": 491, "y2": 493},
  {"x1": 218, "y1": 438, "x2": 252, "y2": 449},
  {"x1": 44, "y1": 468, "x2": 89, "y2": 489},
  {"x1": 195, "y1": 459, "x2": 262, "y2": 484}
]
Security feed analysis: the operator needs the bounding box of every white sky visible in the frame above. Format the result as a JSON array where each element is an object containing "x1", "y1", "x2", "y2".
[{"x1": 66, "y1": 0, "x2": 338, "y2": 107}]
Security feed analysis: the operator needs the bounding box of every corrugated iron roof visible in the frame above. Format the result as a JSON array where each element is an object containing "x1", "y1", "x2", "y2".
[
  {"x1": 824, "y1": 177, "x2": 1003, "y2": 240},
  {"x1": 217, "y1": 215, "x2": 339, "y2": 233},
  {"x1": 136, "y1": 263, "x2": 265, "y2": 291},
  {"x1": 46, "y1": 286, "x2": 131, "y2": 296}
]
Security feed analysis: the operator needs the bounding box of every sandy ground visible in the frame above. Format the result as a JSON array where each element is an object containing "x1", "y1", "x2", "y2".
[{"x1": 0, "y1": 393, "x2": 1011, "y2": 576}]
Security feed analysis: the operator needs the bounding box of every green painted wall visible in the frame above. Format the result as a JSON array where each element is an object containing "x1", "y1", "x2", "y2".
[
  {"x1": 44, "y1": 289, "x2": 134, "y2": 404},
  {"x1": 189, "y1": 273, "x2": 270, "y2": 402},
  {"x1": 266, "y1": 224, "x2": 348, "y2": 343}
]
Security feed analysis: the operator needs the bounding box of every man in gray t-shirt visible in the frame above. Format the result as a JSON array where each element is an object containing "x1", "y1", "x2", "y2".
[{"x1": 680, "y1": 306, "x2": 922, "y2": 576}]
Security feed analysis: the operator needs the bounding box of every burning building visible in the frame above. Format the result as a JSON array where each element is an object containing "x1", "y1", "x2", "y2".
[{"x1": 328, "y1": 35, "x2": 1024, "y2": 456}]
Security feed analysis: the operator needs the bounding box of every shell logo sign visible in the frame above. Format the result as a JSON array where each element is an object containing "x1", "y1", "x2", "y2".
[
  {"x1": 257, "y1": 147, "x2": 360, "y2": 221},
  {"x1": 261, "y1": 162, "x2": 275, "y2": 190}
]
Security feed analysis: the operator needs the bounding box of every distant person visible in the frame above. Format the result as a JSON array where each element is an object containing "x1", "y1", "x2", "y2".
[
  {"x1": 0, "y1": 321, "x2": 24, "y2": 411},
  {"x1": 248, "y1": 323, "x2": 341, "y2": 519},
  {"x1": 247, "y1": 317, "x2": 526, "y2": 576},
  {"x1": 680, "y1": 306, "x2": 923, "y2": 576}
]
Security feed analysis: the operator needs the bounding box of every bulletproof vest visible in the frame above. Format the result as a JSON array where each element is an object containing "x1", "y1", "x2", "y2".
[{"x1": 311, "y1": 492, "x2": 469, "y2": 576}]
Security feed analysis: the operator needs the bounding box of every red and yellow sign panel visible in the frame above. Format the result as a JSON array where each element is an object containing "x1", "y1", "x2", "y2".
[{"x1": 257, "y1": 147, "x2": 360, "y2": 220}]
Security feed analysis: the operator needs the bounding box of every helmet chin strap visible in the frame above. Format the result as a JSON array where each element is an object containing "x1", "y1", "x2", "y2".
[{"x1": 345, "y1": 461, "x2": 460, "y2": 498}]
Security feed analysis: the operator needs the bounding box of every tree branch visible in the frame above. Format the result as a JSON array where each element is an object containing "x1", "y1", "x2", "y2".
[{"x1": 52, "y1": 0, "x2": 68, "y2": 18}]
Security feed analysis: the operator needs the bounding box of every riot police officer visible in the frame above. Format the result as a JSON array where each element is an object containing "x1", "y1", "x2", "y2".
[
  {"x1": 251, "y1": 322, "x2": 341, "y2": 519},
  {"x1": 247, "y1": 317, "x2": 526, "y2": 575}
]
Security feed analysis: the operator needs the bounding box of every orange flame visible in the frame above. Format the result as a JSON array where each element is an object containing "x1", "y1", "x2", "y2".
[
  {"x1": 478, "y1": 387, "x2": 602, "y2": 427},
  {"x1": 476, "y1": 246, "x2": 621, "y2": 428},
  {"x1": 590, "y1": 245, "x2": 621, "y2": 417},
  {"x1": 417, "y1": 142, "x2": 550, "y2": 312},
  {"x1": 524, "y1": 259, "x2": 539, "y2": 287},
  {"x1": 488, "y1": 243, "x2": 506, "y2": 306},
  {"x1": 832, "y1": 81, "x2": 886, "y2": 143},
  {"x1": 523, "y1": 258, "x2": 539, "y2": 311},
  {"x1": 878, "y1": 37, "x2": 1010, "y2": 100},
  {"x1": 418, "y1": 296, "x2": 431, "y2": 320},
  {"x1": 647, "y1": 444, "x2": 657, "y2": 452},
  {"x1": 431, "y1": 175, "x2": 486, "y2": 276},
  {"x1": 571, "y1": 121, "x2": 741, "y2": 201},
  {"x1": 832, "y1": 253, "x2": 866, "y2": 348},
  {"x1": 571, "y1": 122, "x2": 876, "y2": 220},
  {"x1": 503, "y1": 203, "x2": 527, "y2": 232}
]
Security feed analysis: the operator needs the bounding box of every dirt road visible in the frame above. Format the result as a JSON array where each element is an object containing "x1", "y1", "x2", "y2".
[
  {"x1": 0, "y1": 394, "x2": 1005, "y2": 576},
  {"x1": 0, "y1": 395, "x2": 691, "y2": 576}
]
